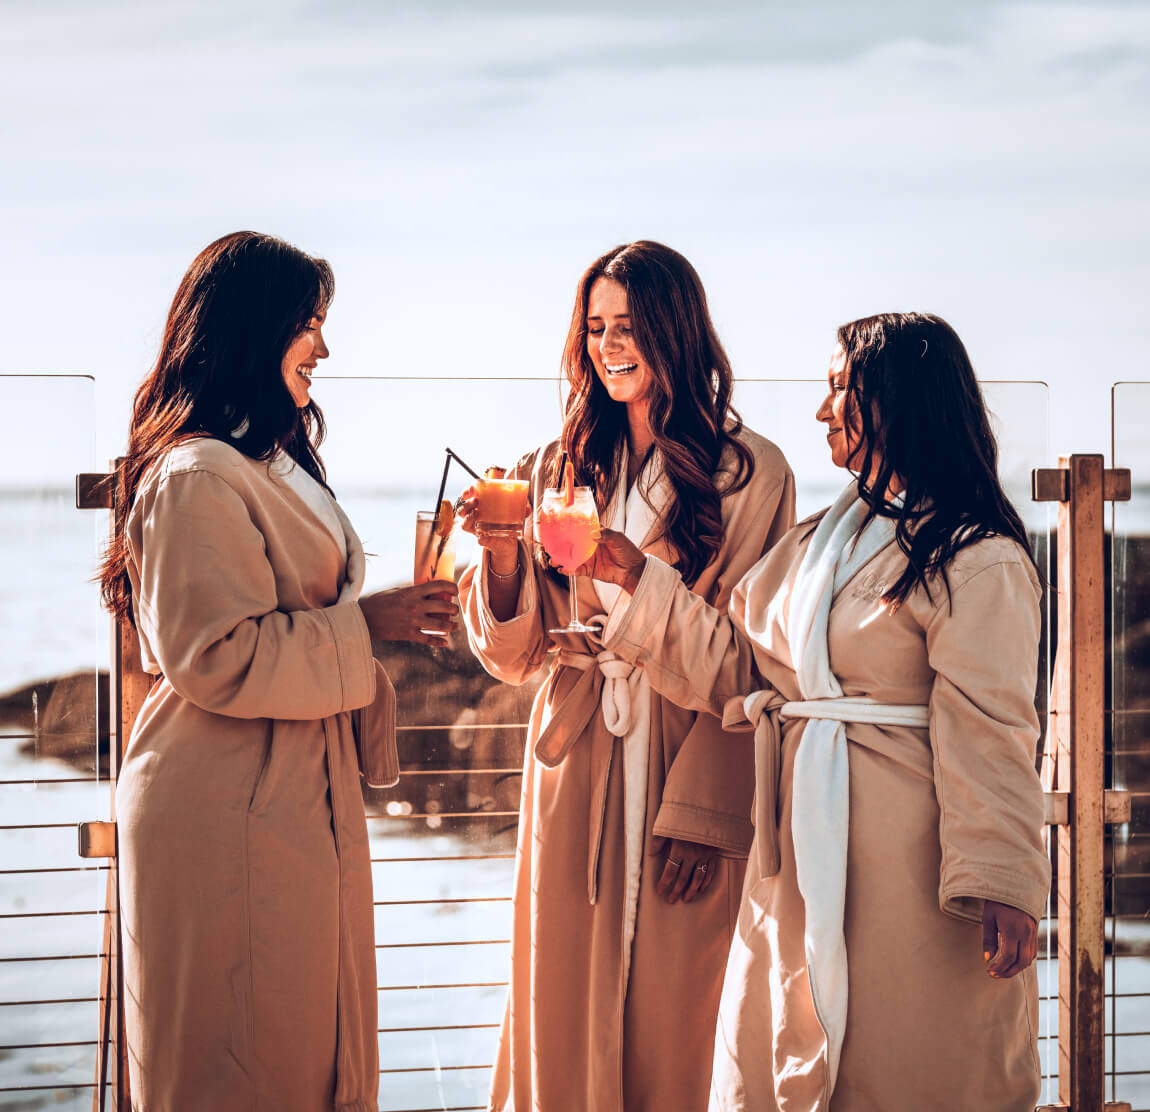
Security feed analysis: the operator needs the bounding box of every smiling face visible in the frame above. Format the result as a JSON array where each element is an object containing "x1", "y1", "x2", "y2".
[
  {"x1": 281, "y1": 310, "x2": 329, "y2": 408},
  {"x1": 816, "y1": 343, "x2": 863, "y2": 470},
  {"x1": 585, "y1": 277, "x2": 654, "y2": 411}
]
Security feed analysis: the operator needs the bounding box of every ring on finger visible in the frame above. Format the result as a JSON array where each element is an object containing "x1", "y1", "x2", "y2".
[
  {"x1": 667, "y1": 857, "x2": 682, "y2": 870},
  {"x1": 694, "y1": 862, "x2": 709, "y2": 875}
]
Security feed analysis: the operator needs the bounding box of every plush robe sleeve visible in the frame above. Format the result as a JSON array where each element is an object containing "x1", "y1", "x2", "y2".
[
  {"x1": 458, "y1": 540, "x2": 550, "y2": 686},
  {"x1": 129, "y1": 468, "x2": 376, "y2": 720},
  {"x1": 651, "y1": 461, "x2": 795, "y2": 854},
  {"x1": 604, "y1": 553, "x2": 773, "y2": 720},
  {"x1": 925, "y1": 554, "x2": 1050, "y2": 924},
  {"x1": 458, "y1": 445, "x2": 556, "y2": 685}
]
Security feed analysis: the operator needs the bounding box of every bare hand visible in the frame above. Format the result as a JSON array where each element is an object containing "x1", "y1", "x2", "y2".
[
  {"x1": 569, "y1": 527, "x2": 645, "y2": 591},
  {"x1": 650, "y1": 835, "x2": 718, "y2": 904},
  {"x1": 457, "y1": 486, "x2": 521, "y2": 569},
  {"x1": 982, "y1": 899, "x2": 1038, "y2": 978},
  {"x1": 359, "y1": 581, "x2": 459, "y2": 646}
]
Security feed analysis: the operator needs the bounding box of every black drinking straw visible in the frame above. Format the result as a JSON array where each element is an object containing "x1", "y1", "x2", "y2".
[
  {"x1": 555, "y1": 450, "x2": 568, "y2": 490},
  {"x1": 445, "y1": 447, "x2": 482, "y2": 482},
  {"x1": 433, "y1": 450, "x2": 452, "y2": 512},
  {"x1": 418, "y1": 450, "x2": 453, "y2": 578}
]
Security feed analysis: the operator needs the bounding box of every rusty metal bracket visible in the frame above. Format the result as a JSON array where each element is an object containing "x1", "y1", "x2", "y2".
[
  {"x1": 78, "y1": 821, "x2": 117, "y2": 859},
  {"x1": 1031, "y1": 466, "x2": 1131, "y2": 503},
  {"x1": 76, "y1": 472, "x2": 114, "y2": 510},
  {"x1": 1044, "y1": 790, "x2": 1133, "y2": 826}
]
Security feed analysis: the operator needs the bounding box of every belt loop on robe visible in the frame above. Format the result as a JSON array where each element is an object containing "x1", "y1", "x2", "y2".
[
  {"x1": 723, "y1": 689, "x2": 786, "y2": 880},
  {"x1": 532, "y1": 629, "x2": 638, "y2": 904}
]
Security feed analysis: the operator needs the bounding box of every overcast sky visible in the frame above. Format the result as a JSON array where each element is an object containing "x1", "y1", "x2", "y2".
[{"x1": 2, "y1": 0, "x2": 1148, "y2": 484}]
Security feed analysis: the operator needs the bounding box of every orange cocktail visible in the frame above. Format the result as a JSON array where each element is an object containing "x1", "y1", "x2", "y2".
[
  {"x1": 414, "y1": 502, "x2": 455, "y2": 585},
  {"x1": 476, "y1": 474, "x2": 530, "y2": 534}
]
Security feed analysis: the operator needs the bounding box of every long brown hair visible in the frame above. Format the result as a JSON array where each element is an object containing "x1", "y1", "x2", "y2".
[
  {"x1": 557, "y1": 241, "x2": 753, "y2": 585},
  {"x1": 836, "y1": 312, "x2": 1036, "y2": 608},
  {"x1": 99, "y1": 231, "x2": 335, "y2": 624}
]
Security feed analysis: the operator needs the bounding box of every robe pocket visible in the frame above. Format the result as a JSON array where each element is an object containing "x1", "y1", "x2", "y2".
[
  {"x1": 247, "y1": 725, "x2": 276, "y2": 813},
  {"x1": 351, "y1": 660, "x2": 399, "y2": 789}
]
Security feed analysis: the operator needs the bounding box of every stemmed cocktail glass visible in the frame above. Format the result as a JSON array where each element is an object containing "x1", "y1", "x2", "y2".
[{"x1": 535, "y1": 484, "x2": 600, "y2": 635}]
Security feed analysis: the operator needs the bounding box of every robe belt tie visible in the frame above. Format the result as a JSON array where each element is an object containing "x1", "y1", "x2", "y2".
[
  {"x1": 532, "y1": 633, "x2": 641, "y2": 905},
  {"x1": 533, "y1": 630, "x2": 634, "y2": 768},
  {"x1": 559, "y1": 649, "x2": 637, "y2": 736},
  {"x1": 723, "y1": 693, "x2": 931, "y2": 882}
]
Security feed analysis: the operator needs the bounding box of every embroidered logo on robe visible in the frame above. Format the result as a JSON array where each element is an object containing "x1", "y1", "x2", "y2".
[{"x1": 850, "y1": 571, "x2": 887, "y2": 603}]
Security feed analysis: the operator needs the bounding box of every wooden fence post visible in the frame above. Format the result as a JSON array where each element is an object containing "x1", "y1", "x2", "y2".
[{"x1": 1034, "y1": 455, "x2": 1132, "y2": 1112}]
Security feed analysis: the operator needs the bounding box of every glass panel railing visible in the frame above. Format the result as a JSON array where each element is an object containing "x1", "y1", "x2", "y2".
[
  {"x1": 0, "y1": 375, "x2": 105, "y2": 1109},
  {"x1": 1110, "y1": 381, "x2": 1150, "y2": 1111},
  {"x1": 316, "y1": 374, "x2": 1055, "y2": 1110},
  {"x1": 983, "y1": 380, "x2": 1058, "y2": 1104},
  {"x1": 319, "y1": 377, "x2": 561, "y2": 1110},
  {"x1": 0, "y1": 372, "x2": 1057, "y2": 1110}
]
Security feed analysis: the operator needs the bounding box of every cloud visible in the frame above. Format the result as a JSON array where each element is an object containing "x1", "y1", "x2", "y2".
[{"x1": 1, "y1": 0, "x2": 1147, "y2": 471}]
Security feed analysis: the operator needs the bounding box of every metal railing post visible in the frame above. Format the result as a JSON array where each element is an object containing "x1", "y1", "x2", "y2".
[
  {"x1": 1033, "y1": 454, "x2": 1132, "y2": 1112},
  {"x1": 77, "y1": 464, "x2": 147, "y2": 1112}
]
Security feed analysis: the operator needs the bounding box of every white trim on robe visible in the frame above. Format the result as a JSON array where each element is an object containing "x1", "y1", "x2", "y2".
[{"x1": 590, "y1": 443, "x2": 674, "y2": 994}]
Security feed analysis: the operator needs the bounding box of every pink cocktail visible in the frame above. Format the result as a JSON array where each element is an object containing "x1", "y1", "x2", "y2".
[{"x1": 535, "y1": 483, "x2": 600, "y2": 634}]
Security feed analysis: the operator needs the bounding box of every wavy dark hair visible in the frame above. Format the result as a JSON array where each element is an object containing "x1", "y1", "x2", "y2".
[
  {"x1": 556, "y1": 241, "x2": 754, "y2": 585},
  {"x1": 99, "y1": 230, "x2": 335, "y2": 624},
  {"x1": 836, "y1": 312, "x2": 1035, "y2": 608}
]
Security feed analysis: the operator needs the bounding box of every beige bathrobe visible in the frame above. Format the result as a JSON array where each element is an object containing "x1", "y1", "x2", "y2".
[
  {"x1": 603, "y1": 521, "x2": 1050, "y2": 1111},
  {"x1": 460, "y1": 430, "x2": 795, "y2": 1112},
  {"x1": 117, "y1": 438, "x2": 397, "y2": 1112}
]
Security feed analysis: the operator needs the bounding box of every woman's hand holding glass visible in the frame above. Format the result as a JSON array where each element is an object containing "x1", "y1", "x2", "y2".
[
  {"x1": 574, "y1": 527, "x2": 646, "y2": 594},
  {"x1": 359, "y1": 582, "x2": 459, "y2": 647},
  {"x1": 457, "y1": 485, "x2": 524, "y2": 573}
]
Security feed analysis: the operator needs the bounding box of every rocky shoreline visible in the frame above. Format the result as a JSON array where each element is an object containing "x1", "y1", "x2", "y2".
[{"x1": 0, "y1": 636, "x2": 542, "y2": 819}]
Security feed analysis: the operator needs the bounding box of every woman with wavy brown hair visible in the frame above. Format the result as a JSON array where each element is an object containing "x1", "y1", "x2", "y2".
[
  {"x1": 99, "y1": 231, "x2": 456, "y2": 1111},
  {"x1": 456, "y1": 240, "x2": 795, "y2": 1111}
]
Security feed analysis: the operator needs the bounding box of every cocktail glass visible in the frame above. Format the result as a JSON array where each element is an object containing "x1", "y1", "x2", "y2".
[
  {"x1": 476, "y1": 477, "x2": 530, "y2": 535},
  {"x1": 534, "y1": 486, "x2": 600, "y2": 634},
  {"x1": 414, "y1": 509, "x2": 456, "y2": 585}
]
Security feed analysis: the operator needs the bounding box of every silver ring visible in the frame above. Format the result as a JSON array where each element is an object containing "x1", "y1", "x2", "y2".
[
  {"x1": 695, "y1": 862, "x2": 709, "y2": 874},
  {"x1": 666, "y1": 857, "x2": 682, "y2": 870}
]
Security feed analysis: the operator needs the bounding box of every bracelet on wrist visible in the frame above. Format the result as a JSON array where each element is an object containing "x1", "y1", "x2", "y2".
[{"x1": 488, "y1": 557, "x2": 521, "y2": 581}]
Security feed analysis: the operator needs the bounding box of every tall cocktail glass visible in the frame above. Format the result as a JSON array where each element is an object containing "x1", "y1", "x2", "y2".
[
  {"x1": 414, "y1": 509, "x2": 456, "y2": 585},
  {"x1": 534, "y1": 486, "x2": 600, "y2": 634},
  {"x1": 414, "y1": 507, "x2": 456, "y2": 641}
]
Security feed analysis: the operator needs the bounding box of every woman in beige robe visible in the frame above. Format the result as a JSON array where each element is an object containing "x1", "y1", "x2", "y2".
[
  {"x1": 457, "y1": 242, "x2": 795, "y2": 1111},
  {"x1": 98, "y1": 232, "x2": 458, "y2": 1111},
  {"x1": 588, "y1": 312, "x2": 1050, "y2": 1111}
]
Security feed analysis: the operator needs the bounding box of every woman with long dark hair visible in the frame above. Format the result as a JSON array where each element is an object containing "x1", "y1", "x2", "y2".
[
  {"x1": 99, "y1": 231, "x2": 457, "y2": 1111},
  {"x1": 456, "y1": 241, "x2": 795, "y2": 1110},
  {"x1": 589, "y1": 312, "x2": 1049, "y2": 1110}
]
